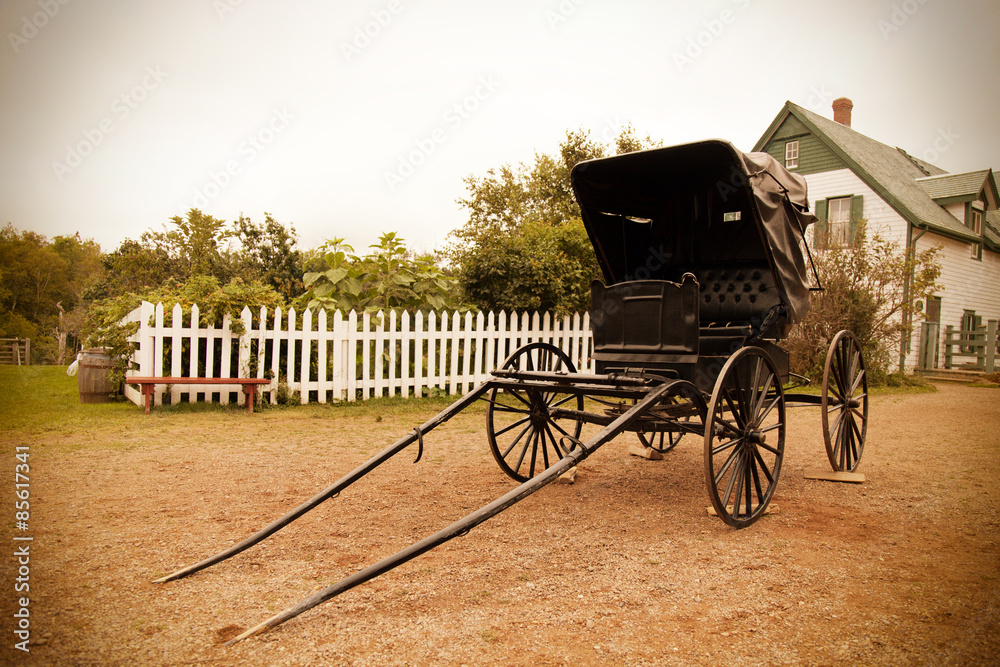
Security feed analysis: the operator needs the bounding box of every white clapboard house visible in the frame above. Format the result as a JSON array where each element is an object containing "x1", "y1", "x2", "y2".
[{"x1": 753, "y1": 98, "x2": 999, "y2": 375}]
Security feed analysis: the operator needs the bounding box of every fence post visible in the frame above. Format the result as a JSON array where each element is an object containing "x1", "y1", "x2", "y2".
[
  {"x1": 987, "y1": 320, "x2": 997, "y2": 374},
  {"x1": 944, "y1": 325, "x2": 954, "y2": 369},
  {"x1": 347, "y1": 310, "x2": 358, "y2": 402},
  {"x1": 919, "y1": 321, "x2": 939, "y2": 370},
  {"x1": 361, "y1": 311, "x2": 372, "y2": 399},
  {"x1": 300, "y1": 309, "x2": 313, "y2": 404}
]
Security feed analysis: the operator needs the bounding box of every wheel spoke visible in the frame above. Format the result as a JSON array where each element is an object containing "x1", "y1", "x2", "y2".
[
  {"x1": 755, "y1": 391, "x2": 782, "y2": 426},
  {"x1": 722, "y1": 389, "x2": 746, "y2": 430},
  {"x1": 501, "y1": 422, "x2": 533, "y2": 459},
  {"x1": 544, "y1": 422, "x2": 569, "y2": 458},
  {"x1": 751, "y1": 446, "x2": 776, "y2": 485},
  {"x1": 711, "y1": 435, "x2": 742, "y2": 457},
  {"x1": 490, "y1": 402, "x2": 532, "y2": 416},
  {"x1": 492, "y1": 415, "x2": 531, "y2": 438},
  {"x1": 714, "y1": 440, "x2": 743, "y2": 486}
]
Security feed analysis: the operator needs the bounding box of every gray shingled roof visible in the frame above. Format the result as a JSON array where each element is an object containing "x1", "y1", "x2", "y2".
[
  {"x1": 987, "y1": 210, "x2": 1000, "y2": 249},
  {"x1": 756, "y1": 102, "x2": 981, "y2": 242},
  {"x1": 916, "y1": 170, "x2": 991, "y2": 200}
]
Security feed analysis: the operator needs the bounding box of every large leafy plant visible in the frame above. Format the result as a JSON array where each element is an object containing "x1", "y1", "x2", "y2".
[{"x1": 302, "y1": 232, "x2": 464, "y2": 314}]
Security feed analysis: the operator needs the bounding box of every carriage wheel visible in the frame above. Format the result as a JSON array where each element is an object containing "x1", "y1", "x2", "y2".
[
  {"x1": 487, "y1": 343, "x2": 584, "y2": 482},
  {"x1": 638, "y1": 429, "x2": 682, "y2": 453},
  {"x1": 822, "y1": 330, "x2": 868, "y2": 472},
  {"x1": 636, "y1": 389, "x2": 699, "y2": 453},
  {"x1": 704, "y1": 347, "x2": 785, "y2": 529}
]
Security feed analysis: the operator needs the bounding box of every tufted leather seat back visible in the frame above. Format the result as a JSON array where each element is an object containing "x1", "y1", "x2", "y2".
[{"x1": 682, "y1": 264, "x2": 782, "y2": 328}]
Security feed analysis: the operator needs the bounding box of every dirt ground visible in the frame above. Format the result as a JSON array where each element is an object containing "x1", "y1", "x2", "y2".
[{"x1": 3, "y1": 382, "x2": 1000, "y2": 666}]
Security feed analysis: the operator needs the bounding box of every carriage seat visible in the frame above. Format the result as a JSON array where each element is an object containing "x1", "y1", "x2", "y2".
[
  {"x1": 678, "y1": 264, "x2": 786, "y2": 355},
  {"x1": 590, "y1": 276, "x2": 699, "y2": 365}
]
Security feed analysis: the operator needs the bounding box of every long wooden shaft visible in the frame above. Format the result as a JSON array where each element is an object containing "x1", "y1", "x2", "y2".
[
  {"x1": 225, "y1": 380, "x2": 677, "y2": 645},
  {"x1": 152, "y1": 383, "x2": 491, "y2": 584}
]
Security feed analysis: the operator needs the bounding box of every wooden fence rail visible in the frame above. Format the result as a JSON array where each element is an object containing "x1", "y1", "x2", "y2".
[
  {"x1": 0, "y1": 338, "x2": 30, "y2": 365},
  {"x1": 122, "y1": 302, "x2": 594, "y2": 410},
  {"x1": 942, "y1": 320, "x2": 998, "y2": 373}
]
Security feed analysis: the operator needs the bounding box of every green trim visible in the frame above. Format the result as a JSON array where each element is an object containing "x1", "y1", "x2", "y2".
[
  {"x1": 932, "y1": 194, "x2": 977, "y2": 206},
  {"x1": 754, "y1": 102, "x2": 981, "y2": 245}
]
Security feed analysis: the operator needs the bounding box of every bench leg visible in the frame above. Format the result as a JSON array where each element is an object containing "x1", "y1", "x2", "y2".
[
  {"x1": 244, "y1": 385, "x2": 255, "y2": 414},
  {"x1": 143, "y1": 386, "x2": 154, "y2": 414}
]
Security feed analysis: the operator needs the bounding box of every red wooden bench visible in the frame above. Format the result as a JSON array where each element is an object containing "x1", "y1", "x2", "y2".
[{"x1": 126, "y1": 377, "x2": 272, "y2": 414}]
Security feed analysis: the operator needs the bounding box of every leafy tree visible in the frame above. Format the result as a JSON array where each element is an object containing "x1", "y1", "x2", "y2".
[
  {"x1": 88, "y1": 210, "x2": 304, "y2": 303},
  {"x1": 458, "y1": 219, "x2": 595, "y2": 314},
  {"x1": 50, "y1": 233, "x2": 104, "y2": 363},
  {"x1": 85, "y1": 238, "x2": 177, "y2": 302},
  {"x1": 786, "y1": 221, "x2": 942, "y2": 384},
  {"x1": 302, "y1": 232, "x2": 463, "y2": 314},
  {"x1": 448, "y1": 125, "x2": 659, "y2": 313},
  {"x1": 158, "y1": 208, "x2": 231, "y2": 278},
  {"x1": 226, "y1": 213, "x2": 304, "y2": 301},
  {"x1": 0, "y1": 225, "x2": 77, "y2": 362}
]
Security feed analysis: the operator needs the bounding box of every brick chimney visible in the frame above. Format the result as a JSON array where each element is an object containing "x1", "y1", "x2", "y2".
[{"x1": 832, "y1": 97, "x2": 853, "y2": 127}]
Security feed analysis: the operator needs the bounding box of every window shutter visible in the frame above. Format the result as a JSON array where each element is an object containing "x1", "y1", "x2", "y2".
[
  {"x1": 814, "y1": 199, "x2": 828, "y2": 249},
  {"x1": 850, "y1": 195, "x2": 864, "y2": 243}
]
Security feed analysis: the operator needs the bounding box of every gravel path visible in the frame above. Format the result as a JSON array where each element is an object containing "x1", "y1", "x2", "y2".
[{"x1": 3, "y1": 383, "x2": 999, "y2": 666}]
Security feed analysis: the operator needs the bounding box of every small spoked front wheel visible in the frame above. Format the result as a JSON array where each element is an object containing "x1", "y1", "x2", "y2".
[
  {"x1": 704, "y1": 346, "x2": 786, "y2": 529},
  {"x1": 636, "y1": 383, "x2": 703, "y2": 453},
  {"x1": 822, "y1": 330, "x2": 868, "y2": 472},
  {"x1": 486, "y1": 343, "x2": 584, "y2": 482}
]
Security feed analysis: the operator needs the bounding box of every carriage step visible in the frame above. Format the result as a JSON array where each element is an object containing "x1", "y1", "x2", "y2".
[{"x1": 803, "y1": 469, "x2": 865, "y2": 484}]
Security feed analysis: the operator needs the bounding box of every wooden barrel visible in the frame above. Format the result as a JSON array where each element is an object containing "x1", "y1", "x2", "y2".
[{"x1": 78, "y1": 348, "x2": 116, "y2": 403}]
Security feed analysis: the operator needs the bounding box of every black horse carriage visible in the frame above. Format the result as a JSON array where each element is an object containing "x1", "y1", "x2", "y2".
[{"x1": 155, "y1": 139, "x2": 869, "y2": 643}]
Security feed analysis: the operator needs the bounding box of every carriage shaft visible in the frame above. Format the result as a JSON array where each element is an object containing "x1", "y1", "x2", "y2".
[
  {"x1": 152, "y1": 383, "x2": 492, "y2": 584},
  {"x1": 225, "y1": 379, "x2": 681, "y2": 645}
]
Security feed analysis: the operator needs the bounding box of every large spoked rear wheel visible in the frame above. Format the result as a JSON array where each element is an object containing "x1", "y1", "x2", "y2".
[
  {"x1": 705, "y1": 346, "x2": 786, "y2": 529},
  {"x1": 822, "y1": 330, "x2": 868, "y2": 472},
  {"x1": 487, "y1": 342, "x2": 584, "y2": 482}
]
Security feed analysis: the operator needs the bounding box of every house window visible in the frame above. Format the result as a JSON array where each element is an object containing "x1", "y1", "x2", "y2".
[
  {"x1": 785, "y1": 141, "x2": 799, "y2": 169},
  {"x1": 970, "y1": 208, "x2": 983, "y2": 235},
  {"x1": 827, "y1": 197, "x2": 852, "y2": 246}
]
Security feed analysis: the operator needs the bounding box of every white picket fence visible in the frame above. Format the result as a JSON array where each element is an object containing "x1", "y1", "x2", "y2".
[{"x1": 122, "y1": 301, "x2": 594, "y2": 409}]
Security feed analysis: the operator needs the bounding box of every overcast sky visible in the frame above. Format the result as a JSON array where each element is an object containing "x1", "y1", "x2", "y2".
[{"x1": 2, "y1": 0, "x2": 997, "y2": 256}]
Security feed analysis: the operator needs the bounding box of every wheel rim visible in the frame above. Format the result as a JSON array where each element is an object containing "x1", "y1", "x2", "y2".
[
  {"x1": 822, "y1": 330, "x2": 868, "y2": 472},
  {"x1": 487, "y1": 343, "x2": 584, "y2": 482},
  {"x1": 704, "y1": 347, "x2": 785, "y2": 528}
]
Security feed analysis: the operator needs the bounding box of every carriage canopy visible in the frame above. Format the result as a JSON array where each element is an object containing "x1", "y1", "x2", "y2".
[{"x1": 571, "y1": 139, "x2": 818, "y2": 324}]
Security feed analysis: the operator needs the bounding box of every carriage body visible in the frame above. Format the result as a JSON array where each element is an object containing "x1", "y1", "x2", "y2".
[{"x1": 572, "y1": 139, "x2": 818, "y2": 393}]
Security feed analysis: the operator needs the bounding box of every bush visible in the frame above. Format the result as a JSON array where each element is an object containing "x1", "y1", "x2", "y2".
[
  {"x1": 83, "y1": 276, "x2": 286, "y2": 386},
  {"x1": 786, "y1": 222, "x2": 941, "y2": 385}
]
